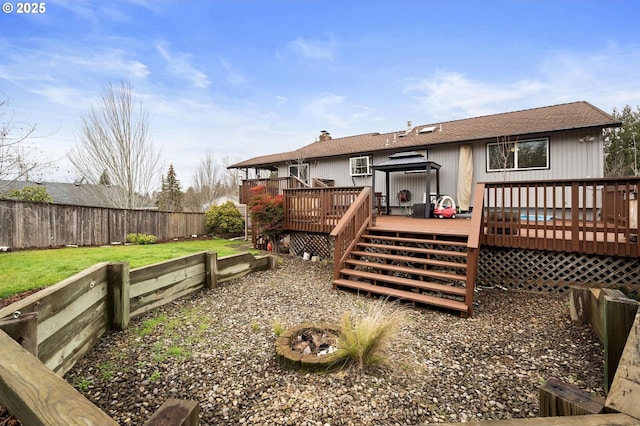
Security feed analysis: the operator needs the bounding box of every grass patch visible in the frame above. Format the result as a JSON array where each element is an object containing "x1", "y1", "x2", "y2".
[
  {"x1": 0, "y1": 239, "x2": 252, "y2": 299},
  {"x1": 271, "y1": 319, "x2": 287, "y2": 337},
  {"x1": 72, "y1": 376, "x2": 94, "y2": 391},
  {"x1": 333, "y1": 301, "x2": 407, "y2": 371},
  {"x1": 100, "y1": 361, "x2": 117, "y2": 380},
  {"x1": 137, "y1": 314, "x2": 168, "y2": 336}
]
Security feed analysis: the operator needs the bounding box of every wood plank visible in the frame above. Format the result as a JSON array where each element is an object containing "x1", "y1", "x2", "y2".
[
  {"x1": 569, "y1": 286, "x2": 592, "y2": 323},
  {"x1": 340, "y1": 267, "x2": 467, "y2": 296},
  {"x1": 603, "y1": 294, "x2": 639, "y2": 394},
  {"x1": 143, "y1": 398, "x2": 199, "y2": 426},
  {"x1": 130, "y1": 275, "x2": 204, "y2": 318},
  {"x1": 333, "y1": 279, "x2": 468, "y2": 312},
  {"x1": 434, "y1": 413, "x2": 638, "y2": 426},
  {"x1": 130, "y1": 264, "x2": 205, "y2": 298},
  {"x1": 358, "y1": 241, "x2": 468, "y2": 258},
  {"x1": 362, "y1": 233, "x2": 468, "y2": 247},
  {"x1": 0, "y1": 312, "x2": 38, "y2": 357},
  {"x1": 350, "y1": 250, "x2": 467, "y2": 270},
  {"x1": 344, "y1": 259, "x2": 466, "y2": 282},
  {"x1": 131, "y1": 252, "x2": 206, "y2": 283},
  {"x1": 539, "y1": 377, "x2": 604, "y2": 416},
  {"x1": 39, "y1": 298, "x2": 107, "y2": 375},
  {"x1": 0, "y1": 262, "x2": 110, "y2": 323},
  {"x1": 605, "y1": 312, "x2": 640, "y2": 418},
  {"x1": 0, "y1": 330, "x2": 118, "y2": 425}
]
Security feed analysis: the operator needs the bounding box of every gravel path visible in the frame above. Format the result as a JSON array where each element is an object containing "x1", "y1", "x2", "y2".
[{"x1": 65, "y1": 255, "x2": 603, "y2": 425}]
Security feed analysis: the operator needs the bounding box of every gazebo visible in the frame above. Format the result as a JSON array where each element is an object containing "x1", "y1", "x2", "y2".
[{"x1": 372, "y1": 151, "x2": 441, "y2": 218}]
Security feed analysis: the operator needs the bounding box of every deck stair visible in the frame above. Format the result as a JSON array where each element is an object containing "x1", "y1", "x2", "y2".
[{"x1": 333, "y1": 227, "x2": 472, "y2": 316}]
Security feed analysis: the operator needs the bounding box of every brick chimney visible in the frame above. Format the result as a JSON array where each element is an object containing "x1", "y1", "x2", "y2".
[{"x1": 319, "y1": 130, "x2": 331, "y2": 141}]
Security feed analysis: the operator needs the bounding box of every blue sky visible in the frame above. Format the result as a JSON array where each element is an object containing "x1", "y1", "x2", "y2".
[{"x1": 2, "y1": 0, "x2": 640, "y2": 187}]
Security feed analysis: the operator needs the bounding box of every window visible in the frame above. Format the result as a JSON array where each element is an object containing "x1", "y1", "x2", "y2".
[
  {"x1": 288, "y1": 163, "x2": 309, "y2": 184},
  {"x1": 350, "y1": 156, "x2": 372, "y2": 176},
  {"x1": 487, "y1": 138, "x2": 549, "y2": 171}
]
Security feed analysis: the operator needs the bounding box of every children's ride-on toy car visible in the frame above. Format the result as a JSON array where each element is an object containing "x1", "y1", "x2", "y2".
[{"x1": 433, "y1": 195, "x2": 457, "y2": 219}]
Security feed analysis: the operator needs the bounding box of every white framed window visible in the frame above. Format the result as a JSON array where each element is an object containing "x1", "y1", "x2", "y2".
[
  {"x1": 350, "y1": 156, "x2": 372, "y2": 176},
  {"x1": 288, "y1": 163, "x2": 309, "y2": 184},
  {"x1": 487, "y1": 138, "x2": 549, "y2": 171}
]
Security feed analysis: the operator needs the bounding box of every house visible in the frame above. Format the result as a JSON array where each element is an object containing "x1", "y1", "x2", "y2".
[
  {"x1": 0, "y1": 180, "x2": 155, "y2": 209},
  {"x1": 230, "y1": 101, "x2": 619, "y2": 213},
  {"x1": 230, "y1": 102, "x2": 638, "y2": 317}
]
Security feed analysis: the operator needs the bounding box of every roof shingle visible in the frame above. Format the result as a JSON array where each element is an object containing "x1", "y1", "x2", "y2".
[{"x1": 230, "y1": 101, "x2": 619, "y2": 169}]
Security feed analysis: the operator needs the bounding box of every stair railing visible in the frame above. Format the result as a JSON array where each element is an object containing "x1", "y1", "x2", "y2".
[
  {"x1": 330, "y1": 187, "x2": 373, "y2": 279},
  {"x1": 465, "y1": 183, "x2": 485, "y2": 317}
]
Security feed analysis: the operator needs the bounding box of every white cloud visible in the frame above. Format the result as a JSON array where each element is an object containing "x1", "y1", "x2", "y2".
[
  {"x1": 402, "y1": 44, "x2": 640, "y2": 121},
  {"x1": 402, "y1": 71, "x2": 547, "y2": 121},
  {"x1": 303, "y1": 94, "x2": 374, "y2": 130},
  {"x1": 288, "y1": 35, "x2": 337, "y2": 61},
  {"x1": 155, "y1": 41, "x2": 210, "y2": 89},
  {"x1": 217, "y1": 57, "x2": 246, "y2": 86}
]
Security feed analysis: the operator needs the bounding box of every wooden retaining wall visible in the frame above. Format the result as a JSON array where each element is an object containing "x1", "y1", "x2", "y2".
[
  {"x1": 0, "y1": 251, "x2": 271, "y2": 377},
  {"x1": 0, "y1": 199, "x2": 206, "y2": 250},
  {"x1": 0, "y1": 251, "x2": 272, "y2": 425}
]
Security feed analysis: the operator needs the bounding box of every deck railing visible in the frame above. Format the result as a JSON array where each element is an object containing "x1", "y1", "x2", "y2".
[
  {"x1": 482, "y1": 178, "x2": 640, "y2": 257},
  {"x1": 329, "y1": 187, "x2": 372, "y2": 279},
  {"x1": 239, "y1": 177, "x2": 308, "y2": 204},
  {"x1": 283, "y1": 186, "x2": 365, "y2": 233}
]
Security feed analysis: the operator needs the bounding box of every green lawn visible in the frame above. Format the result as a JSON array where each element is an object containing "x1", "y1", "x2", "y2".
[{"x1": 0, "y1": 239, "x2": 254, "y2": 300}]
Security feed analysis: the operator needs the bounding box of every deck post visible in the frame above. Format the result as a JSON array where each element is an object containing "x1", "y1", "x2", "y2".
[{"x1": 571, "y1": 182, "x2": 580, "y2": 252}]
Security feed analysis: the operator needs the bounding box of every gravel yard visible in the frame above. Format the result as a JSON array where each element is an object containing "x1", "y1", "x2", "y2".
[{"x1": 65, "y1": 255, "x2": 603, "y2": 425}]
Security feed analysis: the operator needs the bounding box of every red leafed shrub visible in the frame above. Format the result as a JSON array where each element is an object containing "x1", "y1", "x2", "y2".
[{"x1": 248, "y1": 185, "x2": 285, "y2": 254}]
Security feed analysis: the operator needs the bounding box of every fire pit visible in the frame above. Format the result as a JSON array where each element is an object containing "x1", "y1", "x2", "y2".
[{"x1": 275, "y1": 323, "x2": 341, "y2": 372}]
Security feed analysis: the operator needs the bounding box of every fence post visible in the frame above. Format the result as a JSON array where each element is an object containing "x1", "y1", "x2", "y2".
[
  {"x1": 205, "y1": 252, "x2": 218, "y2": 289},
  {"x1": 108, "y1": 262, "x2": 130, "y2": 331},
  {"x1": 604, "y1": 294, "x2": 639, "y2": 395}
]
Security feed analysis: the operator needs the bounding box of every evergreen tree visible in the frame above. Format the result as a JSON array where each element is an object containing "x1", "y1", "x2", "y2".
[
  {"x1": 604, "y1": 105, "x2": 640, "y2": 176},
  {"x1": 99, "y1": 170, "x2": 111, "y2": 185},
  {"x1": 156, "y1": 164, "x2": 183, "y2": 211}
]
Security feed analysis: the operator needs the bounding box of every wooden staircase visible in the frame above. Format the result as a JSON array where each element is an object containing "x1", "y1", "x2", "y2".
[{"x1": 333, "y1": 226, "x2": 473, "y2": 316}]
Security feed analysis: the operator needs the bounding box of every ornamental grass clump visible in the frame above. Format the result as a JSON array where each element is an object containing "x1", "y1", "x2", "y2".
[{"x1": 333, "y1": 301, "x2": 407, "y2": 371}]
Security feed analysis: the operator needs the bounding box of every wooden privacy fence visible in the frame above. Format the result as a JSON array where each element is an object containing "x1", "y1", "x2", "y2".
[
  {"x1": 0, "y1": 199, "x2": 206, "y2": 250},
  {"x1": 0, "y1": 251, "x2": 273, "y2": 425}
]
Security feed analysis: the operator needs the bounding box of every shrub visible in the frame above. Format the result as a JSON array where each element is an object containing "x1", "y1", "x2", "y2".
[
  {"x1": 248, "y1": 185, "x2": 285, "y2": 254},
  {"x1": 332, "y1": 301, "x2": 407, "y2": 371},
  {"x1": 4, "y1": 186, "x2": 53, "y2": 203},
  {"x1": 126, "y1": 233, "x2": 157, "y2": 245},
  {"x1": 205, "y1": 201, "x2": 245, "y2": 238}
]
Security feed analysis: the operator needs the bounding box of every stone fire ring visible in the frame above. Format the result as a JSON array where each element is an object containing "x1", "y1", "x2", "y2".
[{"x1": 276, "y1": 323, "x2": 342, "y2": 372}]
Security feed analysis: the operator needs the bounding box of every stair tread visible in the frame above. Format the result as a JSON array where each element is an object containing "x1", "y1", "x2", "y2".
[
  {"x1": 344, "y1": 259, "x2": 467, "y2": 282},
  {"x1": 362, "y1": 233, "x2": 468, "y2": 247},
  {"x1": 339, "y1": 267, "x2": 467, "y2": 296},
  {"x1": 350, "y1": 250, "x2": 467, "y2": 269},
  {"x1": 333, "y1": 279, "x2": 469, "y2": 312},
  {"x1": 357, "y1": 242, "x2": 468, "y2": 258}
]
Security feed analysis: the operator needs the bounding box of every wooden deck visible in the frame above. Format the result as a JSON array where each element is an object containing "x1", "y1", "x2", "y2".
[{"x1": 373, "y1": 215, "x2": 471, "y2": 238}]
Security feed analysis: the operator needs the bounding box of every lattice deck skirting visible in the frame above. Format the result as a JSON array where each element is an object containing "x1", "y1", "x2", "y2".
[
  {"x1": 478, "y1": 247, "x2": 640, "y2": 299},
  {"x1": 289, "y1": 232, "x2": 334, "y2": 260}
]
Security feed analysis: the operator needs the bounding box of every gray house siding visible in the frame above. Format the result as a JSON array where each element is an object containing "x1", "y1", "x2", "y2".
[{"x1": 274, "y1": 127, "x2": 604, "y2": 212}]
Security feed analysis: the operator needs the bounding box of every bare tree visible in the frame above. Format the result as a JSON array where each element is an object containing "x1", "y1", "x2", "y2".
[
  {"x1": 192, "y1": 151, "x2": 222, "y2": 210},
  {"x1": 0, "y1": 95, "x2": 40, "y2": 193},
  {"x1": 221, "y1": 155, "x2": 241, "y2": 197},
  {"x1": 69, "y1": 82, "x2": 163, "y2": 209}
]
